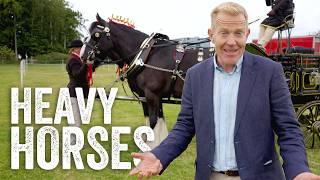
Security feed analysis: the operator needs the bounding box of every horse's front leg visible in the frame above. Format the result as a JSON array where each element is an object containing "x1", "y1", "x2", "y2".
[
  {"x1": 141, "y1": 102, "x2": 151, "y2": 129},
  {"x1": 145, "y1": 91, "x2": 159, "y2": 129},
  {"x1": 144, "y1": 91, "x2": 168, "y2": 149}
]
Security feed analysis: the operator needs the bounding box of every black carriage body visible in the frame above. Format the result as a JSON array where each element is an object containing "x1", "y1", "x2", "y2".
[
  {"x1": 269, "y1": 53, "x2": 320, "y2": 148},
  {"x1": 270, "y1": 54, "x2": 320, "y2": 108}
]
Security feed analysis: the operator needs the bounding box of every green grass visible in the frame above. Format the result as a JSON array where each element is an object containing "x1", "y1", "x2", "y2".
[
  {"x1": 0, "y1": 64, "x2": 319, "y2": 179},
  {"x1": 0, "y1": 64, "x2": 194, "y2": 179}
]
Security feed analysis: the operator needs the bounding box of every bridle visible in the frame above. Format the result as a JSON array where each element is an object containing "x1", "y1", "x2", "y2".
[
  {"x1": 84, "y1": 23, "x2": 145, "y2": 66},
  {"x1": 83, "y1": 22, "x2": 212, "y2": 83},
  {"x1": 82, "y1": 24, "x2": 112, "y2": 62}
]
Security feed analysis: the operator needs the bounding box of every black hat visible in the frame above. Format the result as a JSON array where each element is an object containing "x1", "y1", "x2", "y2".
[{"x1": 67, "y1": 39, "x2": 83, "y2": 48}]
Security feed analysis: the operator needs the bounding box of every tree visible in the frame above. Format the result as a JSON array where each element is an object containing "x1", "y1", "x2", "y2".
[{"x1": 0, "y1": 0, "x2": 83, "y2": 57}]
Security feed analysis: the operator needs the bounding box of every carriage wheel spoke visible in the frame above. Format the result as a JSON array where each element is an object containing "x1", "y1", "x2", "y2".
[
  {"x1": 311, "y1": 133, "x2": 315, "y2": 148},
  {"x1": 297, "y1": 101, "x2": 320, "y2": 149},
  {"x1": 299, "y1": 117, "x2": 307, "y2": 125},
  {"x1": 300, "y1": 123, "x2": 307, "y2": 129},
  {"x1": 300, "y1": 114, "x2": 312, "y2": 125},
  {"x1": 314, "y1": 105, "x2": 320, "y2": 121},
  {"x1": 312, "y1": 105, "x2": 317, "y2": 121},
  {"x1": 308, "y1": 107, "x2": 315, "y2": 122},
  {"x1": 307, "y1": 115, "x2": 313, "y2": 125},
  {"x1": 304, "y1": 133, "x2": 313, "y2": 148},
  {"x1": 302, "y1": 126, "x2": 309, "y2": 134}
]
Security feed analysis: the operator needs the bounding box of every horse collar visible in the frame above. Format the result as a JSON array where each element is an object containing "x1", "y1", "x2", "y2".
[{"x1": 121, "y1": 33, "x2": 158, "y2": 78}]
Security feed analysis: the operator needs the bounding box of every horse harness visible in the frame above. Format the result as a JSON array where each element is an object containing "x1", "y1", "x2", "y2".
[
  {"x1": 118, "y1": 33, "x2": 215, "y2": 82},
  {"x1": 85, "y1": 24, "x2": 211, "y2": 83},
  {"x1": 116, "y1": 33, "x2": 216, "y2": 99},
  {"x1": 85, "y1": 24, "x2": 213, "y2": 98}
]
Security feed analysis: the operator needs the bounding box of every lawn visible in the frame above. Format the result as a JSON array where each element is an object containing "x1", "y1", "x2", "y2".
[{"x1": 0, "y1": 64, "x2": 319, "y2": 179}]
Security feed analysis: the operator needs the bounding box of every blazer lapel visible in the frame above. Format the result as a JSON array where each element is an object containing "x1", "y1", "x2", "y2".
[
  {"x1": 201, "y1": 58, "x2": 214, "y2": 123},
  {"x1": 234, "y1": 52, "x2": 257, "y2": 135},
  {"x1": 201, "y1": 58, "x2": 215, "y2": 165}
]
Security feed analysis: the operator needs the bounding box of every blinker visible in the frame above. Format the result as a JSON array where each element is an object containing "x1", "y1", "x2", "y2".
[{"x1": 104, "y1": 27, "x2": 110, "y2": 33}]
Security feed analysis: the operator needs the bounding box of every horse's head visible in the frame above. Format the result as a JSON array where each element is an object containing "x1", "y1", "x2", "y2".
[{"x1": 80, "y1": 14, "x2": 121, "y2": 66}]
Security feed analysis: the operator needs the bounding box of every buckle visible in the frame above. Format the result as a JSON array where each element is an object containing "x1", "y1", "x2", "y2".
[{"x1": 218, "y1": 170, "x2": 239, "y2": 176}]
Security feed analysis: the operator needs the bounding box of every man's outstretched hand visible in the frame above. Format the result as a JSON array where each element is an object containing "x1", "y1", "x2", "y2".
[
  {"x1": 294, "y1": 172, "x2": 320, "y2": 180},
  {"x1": 129, "y1": 152, "x2": 163, "y2": 178}
]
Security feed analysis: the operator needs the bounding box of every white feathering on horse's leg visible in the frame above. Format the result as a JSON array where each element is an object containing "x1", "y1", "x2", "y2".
[
  {"x1": 144, "y1": 116, "x2": 156, "y2": 149},
  {"x1": 145, "y1": 117, "x2": 157, "y2": 149},
  {"x1": 157, "y1": 118, "x2": 168, "y2": 142},
  {"x1": 145, "y1": 117, "x2": 150, "y2": 126},
  {"x1": 145, "y1": 117, "x2": 168, "y2": 149}
]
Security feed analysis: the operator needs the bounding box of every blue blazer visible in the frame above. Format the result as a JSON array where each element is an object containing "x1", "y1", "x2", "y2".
[{"x1": 152, "y1": 52, "x2": 310, "y2": 180}]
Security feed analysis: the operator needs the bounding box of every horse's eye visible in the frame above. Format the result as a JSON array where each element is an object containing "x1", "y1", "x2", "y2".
[{"x1": 95, "y1": 32, "x2": 100, "y2": 38}]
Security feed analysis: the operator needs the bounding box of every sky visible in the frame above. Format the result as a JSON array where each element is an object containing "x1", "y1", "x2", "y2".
[{"x1": 66, "y1": 0, "x2": 320, "y2": 42}]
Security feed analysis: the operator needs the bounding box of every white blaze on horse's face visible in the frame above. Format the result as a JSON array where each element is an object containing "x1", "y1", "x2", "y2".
[
  {"x1": 80, "y1": 36, "x2": 91, "y2": 60},
  {"x1": 80, "y1": 45, "x2": 85, "y2": 60}
]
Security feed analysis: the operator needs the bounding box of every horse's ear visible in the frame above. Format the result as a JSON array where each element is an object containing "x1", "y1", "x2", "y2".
[
  {"x1": 96, "y1": 13, "x2": 108, "y2": 26},
  {"x1": 96, "y1": 13, "x2": 102, "y2": 21}
]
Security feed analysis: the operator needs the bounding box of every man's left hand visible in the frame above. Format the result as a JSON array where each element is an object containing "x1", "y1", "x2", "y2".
[
  {"x1": 129, "y1": 152, "x2": 162, "y2": 178},
  {"x1": 294, "y1": 172, "x2": 320, "y2": 180}
]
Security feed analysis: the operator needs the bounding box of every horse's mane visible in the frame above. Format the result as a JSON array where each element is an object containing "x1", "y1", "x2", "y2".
[{"x1": 109, "y1": 20, "x2": 148, "y2": 38}]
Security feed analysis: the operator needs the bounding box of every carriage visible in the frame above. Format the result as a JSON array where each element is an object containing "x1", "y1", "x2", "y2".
[
  {"x1": 271, "y1": 52, "x2": 320, "y2": 148},
  {"x1": 244, "y1": 38, "x2": 320, "y2": 150},
  {"x1": 81, "y1": 14, "x2": 320, "y2": 149}
]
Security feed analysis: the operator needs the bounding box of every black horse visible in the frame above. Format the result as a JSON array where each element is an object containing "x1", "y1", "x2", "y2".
[{"x1": 81, "y1": 14, "x2": 213, "y2": 148}]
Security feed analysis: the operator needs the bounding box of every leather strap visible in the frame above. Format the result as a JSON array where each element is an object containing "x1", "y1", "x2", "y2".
[{"x1": 217, "y1": 170, "x2": 239, "y2": 177}]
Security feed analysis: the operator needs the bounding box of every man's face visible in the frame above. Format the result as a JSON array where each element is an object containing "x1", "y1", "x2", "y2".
[{"x1": 208, "y1": 12, "x2": 249, "y2": 70}]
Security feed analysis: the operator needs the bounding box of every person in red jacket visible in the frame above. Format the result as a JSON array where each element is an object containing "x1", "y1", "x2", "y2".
[{"x1": 66, "y1": 39, "x2": 93, "y2": 144}]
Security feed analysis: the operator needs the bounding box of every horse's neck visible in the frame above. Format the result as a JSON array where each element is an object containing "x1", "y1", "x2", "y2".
[{"x1": 110, "y1": 23, "x2": 148, "y2": 64}]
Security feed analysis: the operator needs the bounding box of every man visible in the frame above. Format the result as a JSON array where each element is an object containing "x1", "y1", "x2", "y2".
[
  {"x1": 66, "y1": 39, "x2": 93, "y2": 144},
  {"x1": 257, "y1": 0, "x2": 295, "y2": 48},
  {"x1": 129, "y1": 2, "x2": 320, "y2": 180}
]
